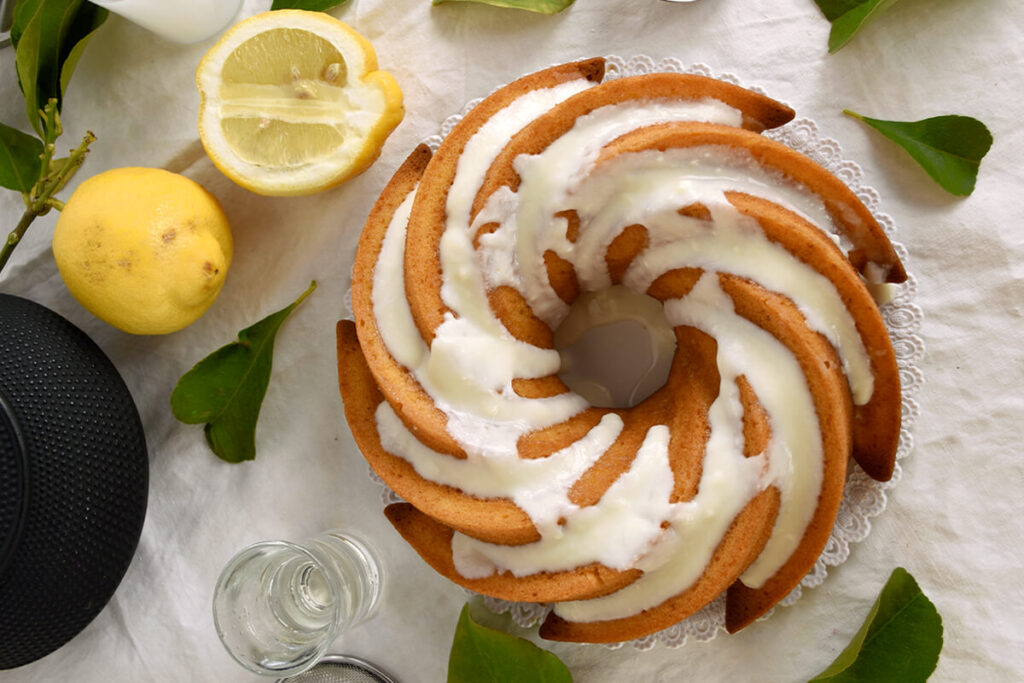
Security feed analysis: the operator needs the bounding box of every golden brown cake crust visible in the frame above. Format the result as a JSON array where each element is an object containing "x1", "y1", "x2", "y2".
[
  {"x1": 469, "y1": 72, "x2": 793, "y2": 217},
  {"x1": 539, "y1": 487, "x2": 781, "y2": 643},
  {"x1": 405, "y1": 58, "x2": 608, "y2": 346},
  {"x1": 385, "y1": 503, "x2": 642, "y2": 603},
  {"x1": 595, "y1": 122, "x2": 907, "y2": 284},
  {"x1": 718, "y1": 273, "x2": 853, "y2": 633},
  {"x1": 349, "y1": 144, "x2": 468, "y2": 459},
  {"x1": 723, "y1": 192, "x2": 899, "y2": 481},
  {"x1": 337, "y1": 319, "x2": 540, "y2": 546}
]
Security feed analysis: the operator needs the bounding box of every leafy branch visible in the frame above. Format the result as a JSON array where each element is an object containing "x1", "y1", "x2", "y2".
[
  {"x1": 0, "y1": 0, "x2": 108, "y2": 278},
  {"x1": 0, "y1": 101, "x2": 95, "y2": 273}
]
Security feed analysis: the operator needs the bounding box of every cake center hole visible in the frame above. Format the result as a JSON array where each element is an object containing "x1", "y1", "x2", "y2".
[{"x1": 554, "y1": 286, "x2": 676, "y2": 409}]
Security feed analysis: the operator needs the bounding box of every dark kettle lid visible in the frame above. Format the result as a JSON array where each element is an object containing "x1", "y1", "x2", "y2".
[
  {"x1": 0, "y1": 293, "x2": 149, "y2": 669},
  {"x1": 0, "y1": 385, "x2": 29, "y2": 577}
]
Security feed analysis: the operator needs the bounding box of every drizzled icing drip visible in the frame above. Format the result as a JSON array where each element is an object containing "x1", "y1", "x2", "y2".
[{"x1": 378, "y1": 404, "x2": 624, "y2": 539}]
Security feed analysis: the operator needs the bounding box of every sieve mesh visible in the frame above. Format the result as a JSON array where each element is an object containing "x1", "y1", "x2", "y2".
[{"x1": 279, "y1": 655, "x2": 397, "y2": 683}]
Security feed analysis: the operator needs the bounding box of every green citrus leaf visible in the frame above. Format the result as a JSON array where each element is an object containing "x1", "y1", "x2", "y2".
[
  {"x1": 0, "y1": 122, "x2": 44, "y2": 192},
  {"x1": 12, "y1": 0, "x2": 108, "y2": 135},
  {"x1": 432, "y1": 0, "x2": 574, "y2": 15},
  {"x1": 447, "y1": 604, "x2": 572, "y2": 683},
  {"x1": 810, "y1": 568, "x2": 943, "y2": 682},
  {"x1": 813, "y1": 0, "x2": 900, "y2": 53},
  {"x1": 270, "y1": 0, "x2": 350, "y2": 10},
  {"x1": 845, "y1": 111, "x2": 993, "y2": 196},
  {"x1": 58, "y1": 4, "x2": 109, "y2": 99},
  {"x1": 10, "y1": 0, "x2": 40, "y2": 46},
  {"x1": 170, "y1": 281, "x2": 316, "y2": 463}
]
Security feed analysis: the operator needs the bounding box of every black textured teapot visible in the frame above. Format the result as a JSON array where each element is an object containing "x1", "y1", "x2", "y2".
[{"x1": 0, "y1": 294, "x2": 148, "y2": 669}]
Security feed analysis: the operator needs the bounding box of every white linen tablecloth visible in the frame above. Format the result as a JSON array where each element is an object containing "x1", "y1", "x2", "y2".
[{"x1": 1, "y1": 0, "x2": 1022, "y2": 680}]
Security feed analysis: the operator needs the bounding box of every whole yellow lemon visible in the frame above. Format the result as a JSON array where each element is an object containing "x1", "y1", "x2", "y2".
[{"x1": 53, "y1": 167, "x2": 233, "y2": 335}]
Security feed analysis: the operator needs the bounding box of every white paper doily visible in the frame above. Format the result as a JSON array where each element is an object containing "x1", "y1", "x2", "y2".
[{"x1": 366, "y1": 54, "x2": 924, "y2": 650}]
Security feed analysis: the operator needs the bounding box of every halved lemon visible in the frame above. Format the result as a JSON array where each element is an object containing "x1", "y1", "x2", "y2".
[{"x1": 196, "y1": 10, "x2": 404, "y2": 196}]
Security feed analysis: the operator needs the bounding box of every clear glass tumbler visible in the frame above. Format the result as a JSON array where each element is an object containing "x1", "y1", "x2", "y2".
[{"x1": 212, "y1": 530, "x2": 383, "y2": 678}]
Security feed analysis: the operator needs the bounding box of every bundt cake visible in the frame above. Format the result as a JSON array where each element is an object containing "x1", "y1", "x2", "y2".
[{"x1": 336, "y1": 57, "x2": 903, "y2": 643}]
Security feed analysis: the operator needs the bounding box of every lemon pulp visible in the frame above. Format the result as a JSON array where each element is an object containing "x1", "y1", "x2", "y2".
[{"x1": 220, "y1": 29, "x2": 348, "y2": 167}]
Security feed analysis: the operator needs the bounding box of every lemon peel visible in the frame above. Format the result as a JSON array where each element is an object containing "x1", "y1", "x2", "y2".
[
  {"x1": 53, "y1": 167, "x2": 233, "y2": 335},
  {"x1": 196, "y1": 10, "x2": 404, "y2": 196}
]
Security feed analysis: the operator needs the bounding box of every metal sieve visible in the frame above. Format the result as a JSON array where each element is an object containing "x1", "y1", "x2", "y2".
[{"x1": 278, "y1": 655, "x2": 398, "y2": 683}]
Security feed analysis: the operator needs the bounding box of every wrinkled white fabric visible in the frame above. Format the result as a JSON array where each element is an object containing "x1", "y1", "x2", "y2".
[{"x1": 1, "y1": 0, "x2": 1022, "y2": 681}]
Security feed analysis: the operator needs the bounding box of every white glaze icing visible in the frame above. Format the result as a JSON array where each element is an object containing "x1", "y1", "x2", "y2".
[
  {"x1": 374, "y1": 80, "x2": 597, "y2": 458},
  {"x1": 474, "y1": 99, "x2": 745, "y2": 328},
  {"x1": 377, "y1": 404, "x2": 624, "y2": 539},
  {"x1": 453, "y1": 423, "x2": 675, "y2": 577},
  {"x1": 373, "y1": 191, "x2": 425, "y2": 370}
]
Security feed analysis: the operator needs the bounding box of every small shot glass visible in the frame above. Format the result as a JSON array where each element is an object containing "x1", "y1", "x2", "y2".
[{"x1": 212, "y1": 530, "x2": 383, "y2": 678}]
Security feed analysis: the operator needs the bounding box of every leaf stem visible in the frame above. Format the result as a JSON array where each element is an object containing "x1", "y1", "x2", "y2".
[
  {"x1": 0, "y1": 209, "x2": 39, "y2": 270},
  {"x1": 0, "y1": 121, "x2": 95, "y2": 277}
]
